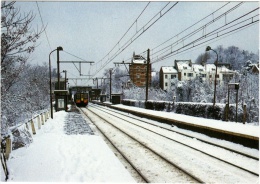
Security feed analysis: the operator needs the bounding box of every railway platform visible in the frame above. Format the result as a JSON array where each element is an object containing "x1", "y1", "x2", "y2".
[
  {"x1": 4, "y1": 110, "x2": 135, "y2": 182},
  {"x1": 92, "y1": 101, "x2": 259, "y2": 149}
]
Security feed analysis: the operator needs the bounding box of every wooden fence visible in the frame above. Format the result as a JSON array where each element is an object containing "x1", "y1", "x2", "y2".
[{"x1": 4, "y1": 109, "x2": 51, "y2": 160}]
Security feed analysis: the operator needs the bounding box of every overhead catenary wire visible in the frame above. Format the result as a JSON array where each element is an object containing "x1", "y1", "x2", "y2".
[
  {"x1": 66, "y1": 2, "x2": 257, "y2": 86},
  {"x1": 152, "y1": 12, "x2": 259, "y2": 63},
  {"x1": 151, "y1": 2, "x2": 232, "y2": 51},
  {"x1": 95, "y1": 2, "x2": 151, "y2": 67},
  {"x1": 158, "y1": 20, "x2": 258, "y2": 63},
  {"x1": 148, "y1": 3, "x2": 258, "y2": 63},
  {"x1": 35, "y1": 2, "x2": 52, "y2": 53},
  {"x1": 91, "y1": 2, "x2": 179, "y2": 78},
  {"x1": 121, "y1": 1, "x2": 236, "y2": 66},
  {"x1": 105, "y1": 2, "x2": 178, "y2": 64},
  {"x1": 150, "y1": 2, "x2": 244, "y2": 59}
]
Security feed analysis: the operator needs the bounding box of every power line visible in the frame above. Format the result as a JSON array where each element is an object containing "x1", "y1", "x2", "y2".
[
  {"x1": 63, "y1": 50, "x2": 91, "y2": 61},
  {"x1": 91, "y1": 2, "x2": 179, "y2": 78},
  {"x1": 96, "y1": 2, "x2": 151, "y2": 67},
  {"x1": 35, "y1": 2, "x2": 52, "y2": 52},
  {"x1": 151, "y1": 2, "x2": 232, "y2": 52},
  {"x1": 152, "y1": 11, "x2": 259, "y2": 63},
  {"x1": 151, "y1": 2, "x2": 244, "y2": 60}
]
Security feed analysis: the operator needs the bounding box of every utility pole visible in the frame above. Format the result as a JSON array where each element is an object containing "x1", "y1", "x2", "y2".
[
  {"x1": 92, "y1": 77, "x2": 107, "y2": 89},
  {"x1": 145, "y1": 49, "x2": 150, "y2": 103},
  {"x1": 109, "y1": 69, "x2": 113, "y2": 102},
  {"x1": 57, "y1": 47, "x2": 61, "y2": 90},
  {"x1": 63, "y1": 70, "x2": 67, "y2": 90}
]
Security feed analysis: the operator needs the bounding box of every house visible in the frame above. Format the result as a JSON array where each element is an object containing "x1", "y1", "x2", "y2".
[
  {"x1": 251, "y1": 63, "x2": 259, "y2": 74},
  {"x1": 205, "y1": 64, "x2": 236, "y2": 85},
  {"x1": 159, "y1": 66, "x2": 178, "y2": 91},
  {"x1": 160, "y1": 60, "x2": 236, "y2": 91},
  {"x1": 174, "y1": 60, "x2": 196, "y2": 81},
  {"x1": 192, "y1": 64, "x2": 207, "y2": 82},
  {"x1": 129, "y1": 53, "x2": 151, "y2": 87}
]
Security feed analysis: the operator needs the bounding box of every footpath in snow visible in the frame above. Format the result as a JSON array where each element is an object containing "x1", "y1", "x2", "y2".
[{"x1": 2, "y1": 111, "x2": 135, "y2": 182}]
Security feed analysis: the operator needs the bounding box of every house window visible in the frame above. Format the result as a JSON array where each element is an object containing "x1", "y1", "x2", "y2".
[
  {"x1": 188, "y1": 73, "x2": 193, "y2": 77},
  {"x1": 183, "y1": 67, "x2": 187, "y2": 69},
  {"x1": 171, "y1": 75, "x2": 176, "y2": 79},
  {"x1": 165, "y1": 75, "x2": 168, "y2": 79},
  {"x1": 201, "y1": 74, "x2": 206, "y2": 78},
  {"x1": 165, "y1": 82, "x2": 168, "y2": 86},
  {"x1": 184, "y1": 73, "x2": 186, "y2": 76},
  {"x1": 136, "y1": 74, "x2": 140, "y2": 78}
]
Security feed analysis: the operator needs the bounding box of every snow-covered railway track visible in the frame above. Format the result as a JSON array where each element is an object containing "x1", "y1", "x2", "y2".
[
  {"x1": 82, "y1": 104, "x2": 258, "y2": 183},
  {"x1": 91, "y1": 104, "x2": 259, "y2": 161},
  {"x1": 79, "y1": 107, "x2": 201, "y2": 183}
]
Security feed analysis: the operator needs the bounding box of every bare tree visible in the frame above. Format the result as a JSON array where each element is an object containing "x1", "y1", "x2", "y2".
[
  {"x1": 1, "y1": 1, "x2": 45, "y2": 91},
  {"x1": 1, "y1": 1, "x2": 45, "y2": 135}
]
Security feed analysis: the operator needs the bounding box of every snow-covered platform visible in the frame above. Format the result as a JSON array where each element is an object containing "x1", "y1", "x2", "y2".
[
  {"x1": 3, "y1": 111, "x2": 135, "y2": 182},
  {"x1": 103, "y1": 103, "x2": 259, "y2": 149}
]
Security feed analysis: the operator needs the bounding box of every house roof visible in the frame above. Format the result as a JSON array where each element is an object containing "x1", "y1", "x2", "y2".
[
  {"x1": 176, "y1": 61, "x2": 191, "y2": 70},
  {"x1": 205, "y1": 64, "x2": 236, "y2": 73},
  {"x1": 161, "y1": 66, "x2": 178, "y2": 73},
  {"x1": 252, "y1": 63, "x2": 259, "y2": 73},
  {"x1": 132, "y1": 55, "x2": 146, "y2": 64},
  {"x1": 192, "y1": 64, "x2": 205, "y2": 73}
]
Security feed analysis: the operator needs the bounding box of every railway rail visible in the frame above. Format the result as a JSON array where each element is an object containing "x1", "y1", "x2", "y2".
[
  {"x1": 92, "y1": 101, "x2": 259, "y2": 149},
  {"x1": 79, "y1": 103, "x2": 259, "y2": 183},
  {"x1": 91, "y1": 104, "x2": 259, "y2": 161}
]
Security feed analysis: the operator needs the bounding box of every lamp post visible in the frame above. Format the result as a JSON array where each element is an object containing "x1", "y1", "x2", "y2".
[
  {"x1": 49, "y1": 46, "x2": 63, "y2": 119},
  {"x1": 206, "y1": 46, "x2": 218, "y2": 108},
  {"x1": 57, "y1": 47, "x2": 63, "y2": 90},
  {"x1": 62, "y1": 70, "x2": 67, "y2": 90}
]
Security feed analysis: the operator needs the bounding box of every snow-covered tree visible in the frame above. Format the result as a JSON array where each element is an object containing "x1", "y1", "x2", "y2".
[{"x1": 1, "y1": 2, "x2": 44, "y2": 136}]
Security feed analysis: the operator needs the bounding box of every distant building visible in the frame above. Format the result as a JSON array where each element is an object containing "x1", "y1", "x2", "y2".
[
  {"x1": 243, "y1": 60, "x2": 259, "y2": 74},
  {"x1": 160, "y1": 59, "x2": 237, "y2": 91},
  {"x1": 129, "y1": 53, "x2": 151, "y2": 87},
  {"x1": 174, "y1": 60, "x2": 196, "y2": 81},
  {"x1": 251, "y1": 63, "x2": 259, "y2": 74},
  {"x1": 159, "y1": 66, "x2": 178, "y2": 91},
  {"x1": 192, "y1": 64, "x2": 207, "y2": 82},
  {"x1": 205, "y1": 63, "x2": 236, "y2": 85}
]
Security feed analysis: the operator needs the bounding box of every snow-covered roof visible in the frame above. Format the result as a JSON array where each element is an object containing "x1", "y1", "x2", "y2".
[
  {"x1": 205, "y1": 64, "x2": 236, "y2": 73},
  {"x1": 205, "y1": 64, "x2": 216, "y2": 72},
  {"x1": 252, "y1": 63, "x2": 259, "y2": 71},
  {"x1": 161, "y1": 66, "x2": 178, "y2": 73},
  {"x1": 176, "y1": 61, "x2": 191, "y2": 70},
  {"x1": 218, "y1": 66, "x2": 236, "y2": 73},
  {"x1": 192, "y1": 64, "x2": 205, "y2": 73},
  {"x1": 132, "y1": 55, "x2": 146, "y2": 64}
]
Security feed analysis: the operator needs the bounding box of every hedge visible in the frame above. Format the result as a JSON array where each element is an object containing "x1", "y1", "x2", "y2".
[{"x1": 121, "y1": 99, "x2": 246, "y2": 122}]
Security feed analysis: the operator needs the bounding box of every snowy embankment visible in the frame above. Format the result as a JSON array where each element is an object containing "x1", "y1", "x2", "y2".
[{"x1": 1, "y1": 111, "x2": 135, "y2": 182}]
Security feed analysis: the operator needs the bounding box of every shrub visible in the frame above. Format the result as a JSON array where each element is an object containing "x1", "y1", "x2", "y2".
[
  {"x1": 145, "y1": 101, "x2": 154, "y2": 110},
  {"x1": 207, "y1": 105, "x2": 222, "y2": 120},
  {"x1": 154, "y1": 101, "x2": 165, "y2": 111}
]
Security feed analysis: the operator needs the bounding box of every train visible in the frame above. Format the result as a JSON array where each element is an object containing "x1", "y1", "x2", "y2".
[{"x1": 74, "y1": 92, "x2": 89, "y2": 107}]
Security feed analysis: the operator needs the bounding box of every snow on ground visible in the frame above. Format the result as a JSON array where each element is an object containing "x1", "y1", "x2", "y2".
[
  {"x1": 2, "y1": 111, "x2": 135, "y2": 182},
  {"x1": 2, "y1": 103, "x2": 259, "y2": 182}
]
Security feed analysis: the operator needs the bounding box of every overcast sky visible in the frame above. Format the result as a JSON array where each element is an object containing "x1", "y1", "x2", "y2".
[{"x1": 15, "y1": 1, "x2": 259, "y2": 86}]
